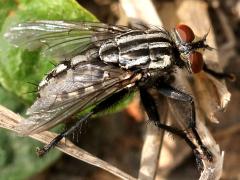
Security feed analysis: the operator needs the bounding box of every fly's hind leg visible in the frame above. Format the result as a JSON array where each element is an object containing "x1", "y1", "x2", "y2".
[
  {"x1": 139, "y1": 88, "x2": 205, "y2": 169},
  {"x1": 37, "y1": 89, "x2": 132, "y2": 157},
  {"x1": 37, "y1": 112, "x2": 93, "y2": 156},
  {"x1": 156, "y1": 84, "x2": 213, "y2": 162}
]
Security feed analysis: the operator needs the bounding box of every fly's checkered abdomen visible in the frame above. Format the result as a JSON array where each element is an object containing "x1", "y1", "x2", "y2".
[{"x1": 99, "y1": 29, "x2": 174, "y2": 70}]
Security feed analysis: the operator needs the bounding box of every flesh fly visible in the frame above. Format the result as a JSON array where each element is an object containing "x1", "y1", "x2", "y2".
[{"x1": 5, "y1": 21, "x2": 232, "y2": 169}]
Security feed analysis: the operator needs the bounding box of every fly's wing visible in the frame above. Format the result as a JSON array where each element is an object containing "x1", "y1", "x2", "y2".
[
  {"x1": 18, "y1": 59, "x2": 136, "y2": 135},
  {"x1": 167, "y1": 96, "x2": 193, "y2": 130},
  {"x1": 4, "y1": 21, "x2": 130, "y2": 60}
]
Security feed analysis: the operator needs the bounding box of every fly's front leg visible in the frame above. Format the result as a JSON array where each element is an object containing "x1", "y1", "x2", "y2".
[
  {"x1": 156, "y1": 84, "x2": 213, "y2": 162},
  {"x1": 139, "y1": 88, "x2": 202, "y2": 162},
  {"x1": 203, "y1": 64, "x2": 235, "y2": 81}
]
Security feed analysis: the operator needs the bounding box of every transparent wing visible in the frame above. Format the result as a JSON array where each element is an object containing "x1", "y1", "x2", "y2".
[
  {"x1": 17, "y1": 60, "x2": 135, "y2": 135},
  {"x1": 167, "y1": 96, "x2": 192, "y2": 130},
  {"x1": 4, "y1": 21, "x2": 130, "y2": 60}
]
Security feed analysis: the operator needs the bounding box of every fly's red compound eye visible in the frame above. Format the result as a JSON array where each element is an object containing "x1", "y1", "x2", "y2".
[
  {"x1": 189, "y1": 51, "x2": 204, "y2": 73},
  {"x1": 175, "y1": 24, "x2": 195, "y2": 43}
]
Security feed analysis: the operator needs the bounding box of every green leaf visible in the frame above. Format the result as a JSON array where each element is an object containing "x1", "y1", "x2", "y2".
[
  {"x1": 0, "y1": 0, "x2": 18, "y2": 31},
  {"x1": 0, "y1": 0, "x2": 97, "y2": 179},
  {"x1": 0, "y1": 129, "x2": 61, "y2": 180},
  {"x1": 0, "y1": 85, "x2": 24, "y2": 112},
  {"x1": 0, "y1": 0, "x2": 97, "y2": 104}
]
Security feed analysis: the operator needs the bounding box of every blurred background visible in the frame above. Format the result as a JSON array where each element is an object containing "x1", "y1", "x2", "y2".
[{"x1": 0, "y1": 0, "x2": 239, "y2": 179}]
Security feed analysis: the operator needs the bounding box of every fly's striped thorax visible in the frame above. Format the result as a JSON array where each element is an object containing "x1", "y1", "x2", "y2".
[{"x1": 99, "y1": 29, "x2": 174, "y2": 70}]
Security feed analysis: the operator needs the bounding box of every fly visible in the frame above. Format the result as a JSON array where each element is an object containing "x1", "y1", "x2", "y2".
[{"x1": 4, "y1": 21, "x2": 233, "y2": 169}]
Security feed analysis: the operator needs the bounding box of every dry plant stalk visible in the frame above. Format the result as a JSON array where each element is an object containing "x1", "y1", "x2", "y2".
[
  {"x1": 121, "y1": 0, "x2": 230, "y2": 180},
  {"x1": 120, "y1": 0, "x2": 165, "y2": 179},
  {"x1": 176, "y1": 0, "x2": 229, "y2": 179},
  {"x1": 0, "y1": 105, "x2": 136, "y2": 180}
]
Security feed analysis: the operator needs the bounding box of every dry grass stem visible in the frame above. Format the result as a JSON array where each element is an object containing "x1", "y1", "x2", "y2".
[
  {"x1": 120, "y1": 0, "x2": 164, "y2": 179},
  {"x1": 121, "y1": 0, "x2": 230, "y2": 180},
  {"x1": 177, "y1": 0, "x2": 230, "y2": 179},
  {"x1": 0, "y1": 105, "x2": 136, "y2": 180}
]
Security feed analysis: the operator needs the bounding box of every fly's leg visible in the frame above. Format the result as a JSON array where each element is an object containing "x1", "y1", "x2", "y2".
[
  {"x1": 203, "y1": 64, "x2": 235, "y2": 81},
  {"x1": 156, "y1": 84, "x2": 213, "y2": 162},
  {"x1": 139, "y1": 88, "x2": 204, "y2": 169},
  {"x1": 37, "y1": 89, "x2": 132, "y2": 157},
  {"x1": 37, "y1": 112, "x2": 93, "y2": 156}
]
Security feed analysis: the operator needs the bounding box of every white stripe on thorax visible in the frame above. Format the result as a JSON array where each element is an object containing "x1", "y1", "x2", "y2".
[{"x1": 149, "y1": 42, "x2": 172, "y2": 49}]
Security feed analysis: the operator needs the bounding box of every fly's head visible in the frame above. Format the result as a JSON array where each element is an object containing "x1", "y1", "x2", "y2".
[{"x1": 172, "y1": 24, "x2": 213, "y2": 74}]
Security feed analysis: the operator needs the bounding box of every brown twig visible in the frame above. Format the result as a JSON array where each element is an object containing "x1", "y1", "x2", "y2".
[
  {"x1": 121, "y1": 0, "x2": 228, "y2": 180},
  {"x1": 177, "y1": 1, "x2": 228, "y2": 179},
  {"x1": 120, "y1": 1, "x2": 165, "y2": 179},
  {"x1": 0, "y1": 105, "x2": 136, "y2": 180}
]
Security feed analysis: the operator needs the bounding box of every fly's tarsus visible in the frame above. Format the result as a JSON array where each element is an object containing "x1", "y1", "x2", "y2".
[{"x1": 203, "y1": 64, "x2": 236, "y2": 81}]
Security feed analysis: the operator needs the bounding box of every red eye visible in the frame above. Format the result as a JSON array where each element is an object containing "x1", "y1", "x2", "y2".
[
  {"x1": 175, "y1": 24, "x2": 195, "y2": 43},
  {"x1": 189, "y1": 51, "x2": 204, "y2": 73}
]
